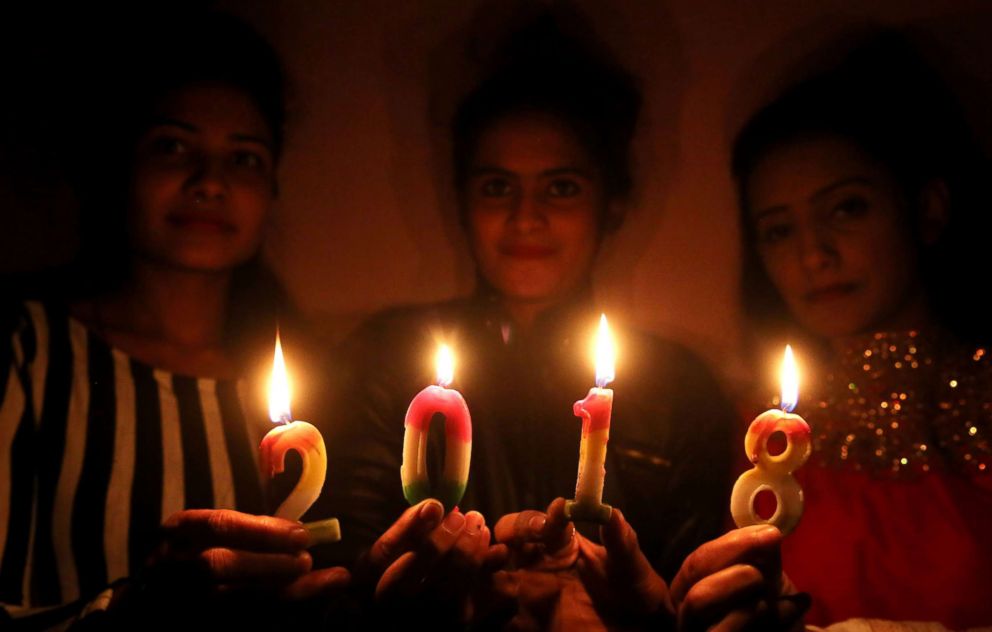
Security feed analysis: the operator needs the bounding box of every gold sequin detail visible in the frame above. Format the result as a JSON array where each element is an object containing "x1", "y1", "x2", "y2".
[{"x1": 795, "y1": 332, "x2": 992, "y2": 478}]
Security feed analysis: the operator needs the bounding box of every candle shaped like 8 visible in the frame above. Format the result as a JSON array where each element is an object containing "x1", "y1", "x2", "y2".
[
  {"x1": 259, "y1": 333, "x2": 341, "y2": 543},
  {"x1": 730, "y1": 345, "x2": 811, "y2": 536},
  {"x1": 565, "y1": 314, "x2": 616, "y2": 524},
  {"x1": 401, "y1": 344, "x2": 472, "y2": 511}
]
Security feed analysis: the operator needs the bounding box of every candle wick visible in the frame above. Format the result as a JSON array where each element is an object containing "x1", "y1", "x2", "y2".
[{"x1": 280, "y1": 414, "x2": 293, "y2": 425}]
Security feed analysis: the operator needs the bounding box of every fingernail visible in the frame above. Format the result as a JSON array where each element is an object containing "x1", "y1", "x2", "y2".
[
  {"x1": 466, "y1": 511, "x2": 484, "y2": 533},
  {"x1": 290, "y1": 525, "x2": 310, "y2": 547},
  {"x1": 442, "y1": 511, "x2": 466, "y2": 534},
  {"x1": 297, "y1": 551, "x2": 313, "y2": 572},
  {"x1": 528, "y1": 515, "x2": 547, "y2": 534},
  {"x1": 419, "y1": 500, "x2": 444, "y2": 527},
  {"x1": 756, "y1": 525, "x2": 781, "y2": 540}
]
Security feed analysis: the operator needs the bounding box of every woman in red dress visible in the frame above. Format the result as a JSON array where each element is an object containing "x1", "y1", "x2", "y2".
[{"x1": 670, "y1": 36, "x2": 992, "y2": 630}]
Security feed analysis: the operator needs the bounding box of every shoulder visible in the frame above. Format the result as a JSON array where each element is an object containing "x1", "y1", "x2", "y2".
[
  {"x1": 620, "y1": 326, "x2": 722, "y2": 388},
  {"x1": 615, "y1": 326, "x2": 735, "y2": 437},
  {"x1": 338, "y1": 298, "x2": 474, "y2": 359},
  {"x1": 0, "y1": 299, "x2": 71, "y2": 362}
]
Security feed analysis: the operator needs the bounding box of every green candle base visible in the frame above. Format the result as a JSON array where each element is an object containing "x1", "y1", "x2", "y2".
[
  {"x1": 564, "y1": 500, "x2": 613, "y2": 524},
  {"x1": 403, "y1": 479, "x2": 467, "y2": 513},
  {"x1": 303, "y1": 517, "x2": 342, "y2": 544}
]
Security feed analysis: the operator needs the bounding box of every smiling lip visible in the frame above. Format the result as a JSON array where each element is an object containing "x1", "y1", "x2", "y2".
[
  {"x1": 167, "y1": 212, "x2": 236, "y2": 233},
  {"x1": 804, "y1": 283, "x2": 859, "y2": 303},
  {"x1": 498, "y1": 244, "x2": 557, "y2": 258}
]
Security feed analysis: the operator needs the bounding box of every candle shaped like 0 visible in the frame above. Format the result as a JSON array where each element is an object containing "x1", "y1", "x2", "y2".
[
  {"x1": 730, "y1": 345, "x2": 811, "y2": 536},
  {"x1": 564, "y1": 314, "x2": 616, "y2": 524},
  {"x1": 259, "y1": 333, "x2": 341, "y2": 543},
  {"x1": 401, "y1": 344, "x2": 472, "y2": 511}
]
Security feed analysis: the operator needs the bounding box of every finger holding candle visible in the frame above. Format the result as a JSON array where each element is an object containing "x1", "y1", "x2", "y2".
[
  {"x1": 670, "y1": 525, "x2": 809, "y2": 632},
  {"x1": 146, "y1": 509, "x2": 313, "y2": 596},
  {"x1": 494, "y1": 498, "x2": 578, "y2": 570}
]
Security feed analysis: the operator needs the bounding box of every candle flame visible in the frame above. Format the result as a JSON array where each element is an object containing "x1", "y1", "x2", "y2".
[
  {"x1": 269, "y1": 332, "x2": 292, "y2": 423},
  {"x1": 436, "y1": 344, "x2": 454, "y2": 387},
  {"x1": 595, "y1": 314, "x2": 616, "y2": 388},
  {"x1": 780, "y1": 344, "x2": 799, "y2": 413}
]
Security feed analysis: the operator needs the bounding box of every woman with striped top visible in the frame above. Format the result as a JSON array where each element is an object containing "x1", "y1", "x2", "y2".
[{"x1": 0, "y1": 11, "x2": 348, "y2": 629}]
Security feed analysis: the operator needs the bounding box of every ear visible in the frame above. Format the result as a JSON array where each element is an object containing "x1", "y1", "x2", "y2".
[{"x1": 917, "y1": 179, "x2": 949, "y2": 246}]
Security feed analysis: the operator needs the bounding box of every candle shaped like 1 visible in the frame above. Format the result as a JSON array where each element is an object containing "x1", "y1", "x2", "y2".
[
  {"x1": 565, "y1": 314, "x2": 616, "y2": 524},
  {"x1": 259, "y1": 333, "x2": 341, "y2": 543},
  {"x1": 730, "y1": 345, "x2": 812, "y2": 536},
  {"x1": 401, "y1": 344, "x2": 472, "y2": 511}
]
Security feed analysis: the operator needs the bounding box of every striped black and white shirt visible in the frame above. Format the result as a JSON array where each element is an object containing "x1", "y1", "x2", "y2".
[{"x1": 0, "y1": 301, "x2": 268, "y2": 625}]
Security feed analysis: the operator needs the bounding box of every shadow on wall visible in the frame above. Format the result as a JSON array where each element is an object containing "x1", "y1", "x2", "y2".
[{"x1": 725, "y1": 14, "x2": 992, "y2": 174}]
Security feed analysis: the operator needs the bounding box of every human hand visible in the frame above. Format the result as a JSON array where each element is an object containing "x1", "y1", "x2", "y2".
[
  {"x1": 493, "y1": 498, "x2": 672, "y2": 629},
  {"x1": 670, "y1": 525, "x2": 808, "y2": 632},
  {"x1": 359, "y1": 499, "x2": 498, "y2": 624},
  {"x1": 144, "y1": 509, "x2": 349, "y2": 601}
]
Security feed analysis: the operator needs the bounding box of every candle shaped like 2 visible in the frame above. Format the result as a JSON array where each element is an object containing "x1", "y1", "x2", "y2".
[
  {"x1": 565, "y1": 314, "x2": 616, "y2": 524},
  {"x1": 730, "y1": 345, "x2": 811, "y2": 536},
  {"x1": 401, "y1": 344, "x2": 472, "y2": 511},
  {"x1": 259, "y1": 333, "x2": 340, "y2": 543}
]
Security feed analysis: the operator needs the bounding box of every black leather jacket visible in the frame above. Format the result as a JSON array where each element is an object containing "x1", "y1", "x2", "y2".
[{"x1": 320, "y1": 292, "x2": 734, "y2": 583}]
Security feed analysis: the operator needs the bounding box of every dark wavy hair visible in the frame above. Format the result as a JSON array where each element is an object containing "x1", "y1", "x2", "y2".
[
  {"x1": 451, "y1": 14, "x2": 641, "y2": 232},
  {"x1": 733, "y1": 33, "x2": 992, "y2": 353}
]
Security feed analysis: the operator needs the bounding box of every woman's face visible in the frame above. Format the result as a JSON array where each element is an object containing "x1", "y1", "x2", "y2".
[
  {"x1": 464, "y1": 112, "x2": 606, "y2": 306},
  {"x1": 747, "y1": 135, "x2": 924, "y2": 339},
  {"x1": 128, "y1": 81, "x2": 276, "y2": 273}
]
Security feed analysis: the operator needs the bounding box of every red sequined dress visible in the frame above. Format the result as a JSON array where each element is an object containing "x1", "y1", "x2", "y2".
[{"x1": 781, "y1": 332, "x2": 992, "y2": 628}]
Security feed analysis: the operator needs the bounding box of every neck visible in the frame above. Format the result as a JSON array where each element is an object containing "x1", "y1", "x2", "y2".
[
  {"x1": 503, "y1": 299, "x2": 555, "y2": 333},
  {"x1": 828, "y1": 286, "x2": 936, "y2": 356},
  {"x1": 94, "y1": 259, "x2": 232, "y2": 348}
]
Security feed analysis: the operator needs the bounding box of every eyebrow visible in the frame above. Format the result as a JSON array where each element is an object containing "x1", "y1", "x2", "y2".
[
  {"x1": 542, "y1": 167, "x2": 593, "y2": 179},
  {"x1": 810, "y1": 176, "x2": 872, "y2": 202},
  {"x1": 468, "y1": 166, "x2": 592, "y2": 178},
  {"x1": 751, "y1": 176, "x2": 873, "y2": 221},
  {"x1": 469, "y1": 166, "x2": 515, "y2": 178},
  {"x1": 147, "y1": 118, "x2": 273, "y2": 151}
]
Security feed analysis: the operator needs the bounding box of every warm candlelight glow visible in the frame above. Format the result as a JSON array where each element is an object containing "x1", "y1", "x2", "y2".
[
  {"x1": 595, "y1": 314, "x2": 616, "y2": 388},
  {"x1": 269, "y1": 332, "x2": 292, "y2": 423},
  {"x1": 436, "y1": 344, "x2": 454, "y2": 387},
  {"x1": 780, "y1": 345, "x2": 799, "y2": 413}
]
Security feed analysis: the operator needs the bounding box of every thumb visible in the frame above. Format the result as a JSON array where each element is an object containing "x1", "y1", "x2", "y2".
[{"x1": 601, "y1": 509, "x2": 643, "y2": 572}]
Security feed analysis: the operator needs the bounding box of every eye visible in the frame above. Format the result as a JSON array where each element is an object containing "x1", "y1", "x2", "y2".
[
  {"x1": 547, "y1": 178, "x2": 580, "y2": 198},
  {"x1": 831, "y1": 196, "x2": 869, "y2": 220},
  {"x1": 757, "y1": 222, "x2": 794, "y2": 245},
  {"x1": 232, "y1": 150, "x2": 266, "y2": 170},
  {"x1": 150, "y1": 136, "x2": 188, "y2": 155},
  {"x1": 480, "y1": 177, "x2": 513, "y2": 198}
]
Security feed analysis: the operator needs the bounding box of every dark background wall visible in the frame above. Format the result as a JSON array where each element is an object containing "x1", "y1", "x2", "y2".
[{"x1": 3, "y1": 0, "x2": 991, "y2": 389}]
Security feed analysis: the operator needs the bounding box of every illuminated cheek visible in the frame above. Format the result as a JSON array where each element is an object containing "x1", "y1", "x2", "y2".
[
  {"x1": 467, "y1": 214, "x2": 501, "y2": 260},
  {"x1": 761, "y1": 250, "x2": 802, "y2": 301}
]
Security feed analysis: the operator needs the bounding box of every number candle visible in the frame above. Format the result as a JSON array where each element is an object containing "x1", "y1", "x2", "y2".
[
  {"x1": 401, "y1": 344, "x2": 473, "y2": 511},
  {"x1": 730, "y1": 345, "x2": 811, "y2": 536},
  {"x1": 260, "y1": 333, "x2": 341, "y2": 543},
  {"x1": 565, "y1": 314, "x2": 616, "y2": 524}
]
